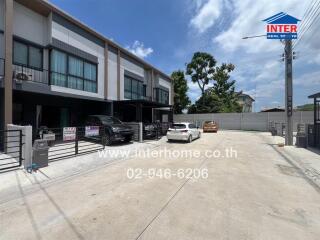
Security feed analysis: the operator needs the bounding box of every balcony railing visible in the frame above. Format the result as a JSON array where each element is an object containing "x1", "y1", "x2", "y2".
[
  {"x1": 0, "y1": 58, "x2": 4, "y2": 78},
  {"x1": 12, "y1": 64, "x2": 49, "y2": 85}
]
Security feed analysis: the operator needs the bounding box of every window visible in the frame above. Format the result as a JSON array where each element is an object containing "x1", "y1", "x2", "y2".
[
  {"x1": 50, "y1": 49, "x2": 97, "y2": 93},
  {"x1": 124, "y1": 75, "x2": 145, "y2": 100},
  {"x1": 154, "y1": 88, "x2": 169, "y2": 104},
  {"x1": 13, "y1": 40, "x2": 43, "y2": 69},
  {"x1": 50, "y1": 50, "x2": 67, "y2": 87},
  {"x1": 172, "y1": 124, "x2": 186, "y2": 129}
]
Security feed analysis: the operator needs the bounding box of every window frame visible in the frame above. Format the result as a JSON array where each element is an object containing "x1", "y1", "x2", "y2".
[
  {"x1": 13, "y1": 38, "x2": 43, "y2": 71},
  {"x1": 124, "y1": 75, "x2": 146, "y2": 100},
  {"x1": 49, "y1": 48, "x2": 98, "y2": 93},
  {"x1": 154, "y1": 88, "x2": 169, "y2": 105}
]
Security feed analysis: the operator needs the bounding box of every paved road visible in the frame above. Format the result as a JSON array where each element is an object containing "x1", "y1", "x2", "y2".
[{"x1": 1, "y1": 131, "x2": 320, "y2": 240}]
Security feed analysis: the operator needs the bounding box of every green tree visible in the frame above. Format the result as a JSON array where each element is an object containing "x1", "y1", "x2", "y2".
[
  {"x1": 211, "y1": 63, "x2": 241, "y2": 113},
  {"x1": 185, "y1": 51, "x2": 241, "y2": 113},
  {"x1": 297, "y1": 104, "x2": 314, "y2": 111},
  {"x1": 171, "y1": 70, "x2": 190, "y2": 114},
  {"x1": 187, "y1": 90, "x2": 223, "y2": 114},
  {"x1": 186, "y1": 52, "x2": 217, "y2": 97}
]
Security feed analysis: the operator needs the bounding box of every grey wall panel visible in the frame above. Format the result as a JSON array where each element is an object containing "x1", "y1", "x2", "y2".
[
  {"x1": 0, "y1": 33, "x2": 4, "y2": 59},
  {"x1": 51, "y1": 38, "x2": 98, "y2": 63},
  {"x1": 0, "y1": 0, "x2": 4, "y2": 31},
  {"x1": 124, "y1": 69, "x2": 144, "y2": 81},
  {"x1": 52, "y1": 12, "x2": 105, "y2": 48}
]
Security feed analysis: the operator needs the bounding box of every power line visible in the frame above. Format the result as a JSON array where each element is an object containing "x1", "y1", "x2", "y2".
[
  {"x1": 298, "y1": 0, "x2": 317, "y2": 33},
  {"x1": 293, "y1": 0, "x2": 316, "y2": 45},
  {"x1": 294, "y1": 1, "x2": 320, "y2": 46},
  {"x1": 294, "y1": 0, "x2": 320, "y2": 48}
]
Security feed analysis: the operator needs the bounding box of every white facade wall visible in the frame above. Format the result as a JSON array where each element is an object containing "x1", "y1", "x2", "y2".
[
  {"x1": 159, "y1": 77, "x2": 172, "y2": 105},
  {"x1": 51, "y1": 21, "x2": 105, "y2": 99},
  {"x1": 108, "y1": 50, "x2": 118, "y2": 100},
  {"x1": 13, "y1": 2, "x2": 49, "y2": 46}
]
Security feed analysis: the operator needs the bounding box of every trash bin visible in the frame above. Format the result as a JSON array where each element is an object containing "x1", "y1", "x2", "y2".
[
  {"x1": 296, "y1": 133, "x2": 307, "y2": 148},
  {"x1": 307, "y1": 125, "x2": 315, "y2": 147},
  {"x1": 32, "y1": 139, "x2": 49, "y2": 168}
]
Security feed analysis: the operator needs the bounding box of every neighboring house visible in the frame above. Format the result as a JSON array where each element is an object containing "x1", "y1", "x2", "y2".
[
  {"x1": 236, "y1": 92, "x2": 255, "y2": 112},
  {"x1": 260, "y1": 107, "x2": 285, "y2": 112},
  {"x1": 0, "y1": 0, "x2": 173, "y2": 133}
]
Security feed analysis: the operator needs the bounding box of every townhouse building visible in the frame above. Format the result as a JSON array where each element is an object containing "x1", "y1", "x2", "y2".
[{"x1": 0, "y1": 0, "x2": 173, "y2": 133}]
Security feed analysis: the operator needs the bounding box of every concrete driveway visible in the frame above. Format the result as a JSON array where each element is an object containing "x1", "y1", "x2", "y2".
[{"x1": 1, "y1": 131, "x2": 320, "y2": 240}]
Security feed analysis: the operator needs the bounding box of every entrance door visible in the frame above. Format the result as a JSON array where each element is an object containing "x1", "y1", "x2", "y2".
[
  {"x1": 60, "y1": 108, "x2": 69, "y2": 128},
  {"x1": 41, "y1": 106, "x2": 70, "y2": 128}
]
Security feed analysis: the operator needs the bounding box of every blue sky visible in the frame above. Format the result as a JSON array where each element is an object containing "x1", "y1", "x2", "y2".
[{"x1": 50, "y1": 0, "x2": 320, "y2": 111}]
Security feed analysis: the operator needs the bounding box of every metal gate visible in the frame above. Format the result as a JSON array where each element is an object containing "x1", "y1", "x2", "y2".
[
  {"x1": 38, "y1": 126, "x2": 105, "y2": 162},
  {"x1": 0, "y1": 129, "x2": 23, "y2": 171},
  {"x1": 143, "y1": 122, "x2": 171, "y2": 140}
]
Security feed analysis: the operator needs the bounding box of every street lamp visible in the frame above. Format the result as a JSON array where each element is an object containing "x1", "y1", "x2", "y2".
[{"x1": 242, "y1": 34, "x2": 267, "y2": 39}]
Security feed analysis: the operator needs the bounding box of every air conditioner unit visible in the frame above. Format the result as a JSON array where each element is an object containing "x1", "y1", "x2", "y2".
[{"x1": 13, "y1": 71, "x2": 31, "y2": 83}]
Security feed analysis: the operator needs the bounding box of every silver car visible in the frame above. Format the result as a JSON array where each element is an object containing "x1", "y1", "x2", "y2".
[{"x1": 167, "y1": 122, "x2": 201, "y2": 142}]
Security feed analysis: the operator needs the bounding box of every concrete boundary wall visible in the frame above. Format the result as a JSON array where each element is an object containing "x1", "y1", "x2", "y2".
[{"x1": 174, "y1": 111, "x2": 314, "y2": 131}]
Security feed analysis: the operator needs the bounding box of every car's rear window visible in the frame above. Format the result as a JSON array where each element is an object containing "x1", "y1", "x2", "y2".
[
  {"x1": 99, "y1": 116, "x2": 122, "y2": 124},
  {"x1": 205, "y1": 121, "x2": 215, "y2": 124},
  {"x1": 172, "y1": 124, "x2": 186, "y2": 129}
]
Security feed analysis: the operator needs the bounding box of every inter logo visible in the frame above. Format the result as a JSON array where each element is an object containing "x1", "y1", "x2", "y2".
[{"x1": 263, "y1": 12, "x2": 301, "y2": 40}]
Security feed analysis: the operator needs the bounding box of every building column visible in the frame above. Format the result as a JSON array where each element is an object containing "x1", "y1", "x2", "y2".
[
  {"x1": 4, "y1": 0, "x2": 13, "y2": 128},
  {"x1": 104, "y1": 42, "x2": 108, "y2": 99},
  {"x1": 117, "y1": 49, "x2": 120, "y2": 100},
  {"x1": 151, "y1": 69, "x2": 154, "y2": 101}
]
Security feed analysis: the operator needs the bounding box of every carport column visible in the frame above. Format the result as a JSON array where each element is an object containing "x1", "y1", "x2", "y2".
[
  {"x1": 136, "y1": 103, "x2": 142, "y2": 122},
  {"x1": 4, "y1": 0, "x2": 13, "y2": 127}
]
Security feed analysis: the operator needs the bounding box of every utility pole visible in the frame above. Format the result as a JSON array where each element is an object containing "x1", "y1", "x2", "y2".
[{"x1": 284, "y1": 40, "x2": 293, "y2": 146}]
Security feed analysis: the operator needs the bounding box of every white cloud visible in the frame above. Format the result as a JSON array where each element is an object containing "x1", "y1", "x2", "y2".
[
  {"x1": 295, "y1": 71, "x2": 320, "y2": 87},
  {"x1": 190, "y1": 0, "x2": 224, "y2": 33},
  {"x1": 126, "y1": 41, "x2": 153, "y2": 59}
]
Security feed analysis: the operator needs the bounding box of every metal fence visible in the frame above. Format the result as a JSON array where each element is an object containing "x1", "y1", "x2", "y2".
[
  {"x1": 13, "y1": 64, "x2": 49, "y2": 85},
  {"x1": 38, "y1": 126, "x2": 105, "y2": 162},
  {"x1": 0, "y1": 129, "x2": 23, "y2": 171},
  {"x1": 143, "y1": 122, "x2": 172, "y2": 140}
]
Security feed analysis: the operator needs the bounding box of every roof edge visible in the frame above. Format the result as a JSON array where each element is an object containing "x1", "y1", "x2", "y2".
[{"x1": 33, "y1": 0, "x2": 173, "y2": 81}]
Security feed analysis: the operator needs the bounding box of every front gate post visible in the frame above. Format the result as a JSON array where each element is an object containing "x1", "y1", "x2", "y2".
[
  {"x1": 75, "y1": 127, "x2": 79, "y2": 155},
  {"x1": 19, "y1": 129, "x2": 22, "y2": 166}
]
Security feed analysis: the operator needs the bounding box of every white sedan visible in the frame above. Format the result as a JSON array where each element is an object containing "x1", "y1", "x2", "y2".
[{"x1": 167, "y1": 122, "x2": 201, "y2": 143}]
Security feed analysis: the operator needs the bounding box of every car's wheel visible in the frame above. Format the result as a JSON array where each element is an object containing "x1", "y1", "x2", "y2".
[
  {"x1": 187, "y1": 135, "x2": 192, "y2": 143},
  {"x1": 124, "y1": 136, "x2": 132, "y2": 143},
  {"x1": 104, "y1": 133, "x2": 112, "y2": 146}
]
